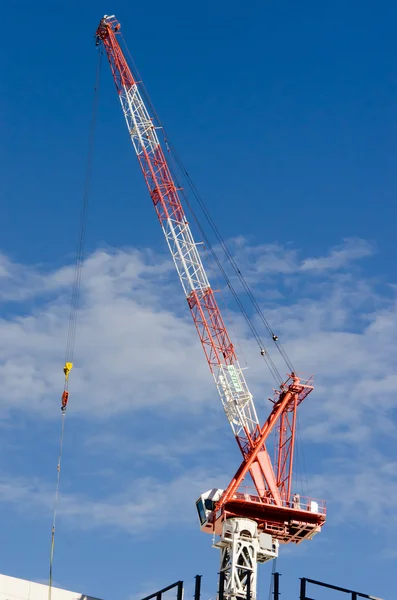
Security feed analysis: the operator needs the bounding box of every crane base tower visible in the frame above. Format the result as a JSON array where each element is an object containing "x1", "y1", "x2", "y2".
[{"x1": 214, "y1": 518, "x2": 278, "y2": 600}]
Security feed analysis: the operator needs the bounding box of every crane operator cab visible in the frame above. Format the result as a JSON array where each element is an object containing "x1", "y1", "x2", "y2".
[
  {"x1": 196, "y1": 488, "x2": 279, "y2": 563},
  {"x1": 196, "y1": 488, "x2": 224, "y2": 532}
]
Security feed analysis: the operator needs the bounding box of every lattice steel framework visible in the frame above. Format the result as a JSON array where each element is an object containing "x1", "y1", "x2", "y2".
[
  {"x1": 96, "y1": 15, "x2": 260, "y2": 445},
  {"x1": 96, "y1": 13, "x2": 325, "y2": 541}
]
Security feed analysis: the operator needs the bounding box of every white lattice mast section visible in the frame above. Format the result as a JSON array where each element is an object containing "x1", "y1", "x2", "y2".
[{"x1": 215, "y1": 518, "x2": 278, "y2": 600}]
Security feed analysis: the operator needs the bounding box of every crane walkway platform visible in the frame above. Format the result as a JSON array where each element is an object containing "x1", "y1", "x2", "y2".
[{"x1": 220, "y1": 490, "x2": 326, "y2": 543}]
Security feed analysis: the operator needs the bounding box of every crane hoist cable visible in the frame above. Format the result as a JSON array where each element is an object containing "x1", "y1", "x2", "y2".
[
  {"x1": 168, "y1": 143, "x2": 283, "y2": 384},
  {"x1": 119, "y1": 36, "x2": 281, "y2": 384},
  {"x1": 179, "y1": 188, "x2": 283, "y2": 385},
  {"x1": 267, "y1": 559, "x2": 278, "y2": 600},
  {"x1": 119, "y1": 34, "x2": 295, "y2": 381},
  {"x1": 47, "y1": 47, "x2": 103, "y2": 600},
  {"x1": 166, "y1": 139, "x2": 296, "y2": 374},
  {"x1": 168, "y1": 142, "x2": 296, "y2": 375}
]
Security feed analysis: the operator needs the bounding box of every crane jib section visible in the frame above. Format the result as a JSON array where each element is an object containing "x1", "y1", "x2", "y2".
[{"x1": 98, "y1": 17, "x2": 260, "y2": 441}]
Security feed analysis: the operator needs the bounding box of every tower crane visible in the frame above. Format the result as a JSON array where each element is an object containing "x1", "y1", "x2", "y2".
[{"x1": 95, "y1": 15, "x2": 326, "y2": 600}]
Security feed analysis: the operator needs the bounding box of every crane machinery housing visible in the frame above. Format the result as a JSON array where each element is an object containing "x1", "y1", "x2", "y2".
[{"x1": 95, "y1": 14, "x2": 326, "y2": 600}]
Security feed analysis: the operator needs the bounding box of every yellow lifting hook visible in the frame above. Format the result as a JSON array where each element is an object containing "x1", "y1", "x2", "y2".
[{"x1": 63, "y1": 362, "x2": 73, "y2": 381}]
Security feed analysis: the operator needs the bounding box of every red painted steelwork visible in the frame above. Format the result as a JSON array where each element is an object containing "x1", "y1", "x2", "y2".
[{"x1": 97, "y1": 15, "x2": 326, "y2": 542}]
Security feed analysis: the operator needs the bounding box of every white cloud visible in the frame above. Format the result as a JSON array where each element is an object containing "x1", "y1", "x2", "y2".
[
  {"x1": 0, "y1": 248, "x2": 213, "y2": 419},
  {"x1": 209, "y1": 237, "x2": 375, "y2": 284},
  {"x1": 311, "y1": 456, "x2": 397, "y2": 527},
  {"x1": 84, "y1": 421, "x2": 224, "y2": 469},
  {"x1": 0, "y1": 238, "x2": 395, "y2": 537},
  {"x1": 0, "y1": 468, "x2": 224, "y2": 537},
  {"x1": 300, "y1": 238, "x2": 374, "y2": 272},
  {"x1": 266, "y1": 289, "x2": 397, "y2": 443}
]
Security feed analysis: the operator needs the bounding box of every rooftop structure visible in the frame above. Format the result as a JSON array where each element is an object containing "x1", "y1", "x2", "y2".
[{"x1": 0, "y1": 574, "x2": 102, "y2": 600}]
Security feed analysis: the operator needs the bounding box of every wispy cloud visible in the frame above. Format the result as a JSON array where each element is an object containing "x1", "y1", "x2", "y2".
[
  {"x1": 0, "y1": 248, "x2": 211, "y2": 418},
  {"x1": 84, "y1": 422, "x2": 223, "y2": 469},
  {"x1": 310, "y1": 456, "x2": 397, "y2": 527},
  {"x1": 0, "y1": 468, "x2": 224, "y2": 537},
  {"x1": 209, "y1": 236, "x2": 375, "y2": 283},
  {"x1": 0, "y1": 238, "x2": 395, "y2": 539},
  {"x1": 300, "y1": 238, "x2": 374, "y2": 272}
]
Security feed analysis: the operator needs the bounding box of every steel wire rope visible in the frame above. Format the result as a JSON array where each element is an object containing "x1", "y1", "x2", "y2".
[
  {"x1": 176, "y1": 181, "x2": 283, "y2": 385},
  {"x1": 118, "y1": 36, "x2": 283, "y2": 386},
  {"x1": 267, "y1": 558, "x2": 278, "y2": 600},
  {"x1": 167, "y1": 157, "x2": 283, "y2": 383},
  {"x1": 172, "y1": 149, "x2": 295, "y2": 375},
  {"x1": 119, "y1": 35, "x2": 312, "y2": 518},
  {"x1": 172, "y1": 156, "x2": 295, "y2": 375},
  {"x1": 159, "y1": 128, "x2": 282, "y2": 383},
  {"x1": 218, "y1": 289, "x2": 249, "y2": 368},
  {"x1": 292, "y1": 427, "x2": 301, "y2": 496},
  {"x1": 117, "y1": 32, "x2": 312, "y2": 578},
  {"x1": 48, "y1": 47, "x2": 103, "y2": 600},
  {"x1": 119, "y1": 34, "x2": 294, "y2": 380},
  {"x1": 65, "y1": 48, "x2": 103, "y2": 365},
  {"x1": 174, "y1": 172, "x2": 283, "y2": 384},
  {"x1": 296, "y1": 414, "x2": 310, "y2": 497},
  {"x1": 197, "y1": 236, "x2": 251, "y2": 370}
]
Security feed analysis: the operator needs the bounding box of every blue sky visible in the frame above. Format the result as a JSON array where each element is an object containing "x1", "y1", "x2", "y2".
[{"x1": 1, "y1": 1, "x2": 396, "y2": 599}]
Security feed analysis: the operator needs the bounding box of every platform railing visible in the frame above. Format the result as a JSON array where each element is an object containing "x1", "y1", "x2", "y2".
[
  {"x1": 299, "y1": 577, "x2": 383, "y2": 600},
  {"x1": 231, "y1": 486, "x2": 327, "y2": 515}
]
